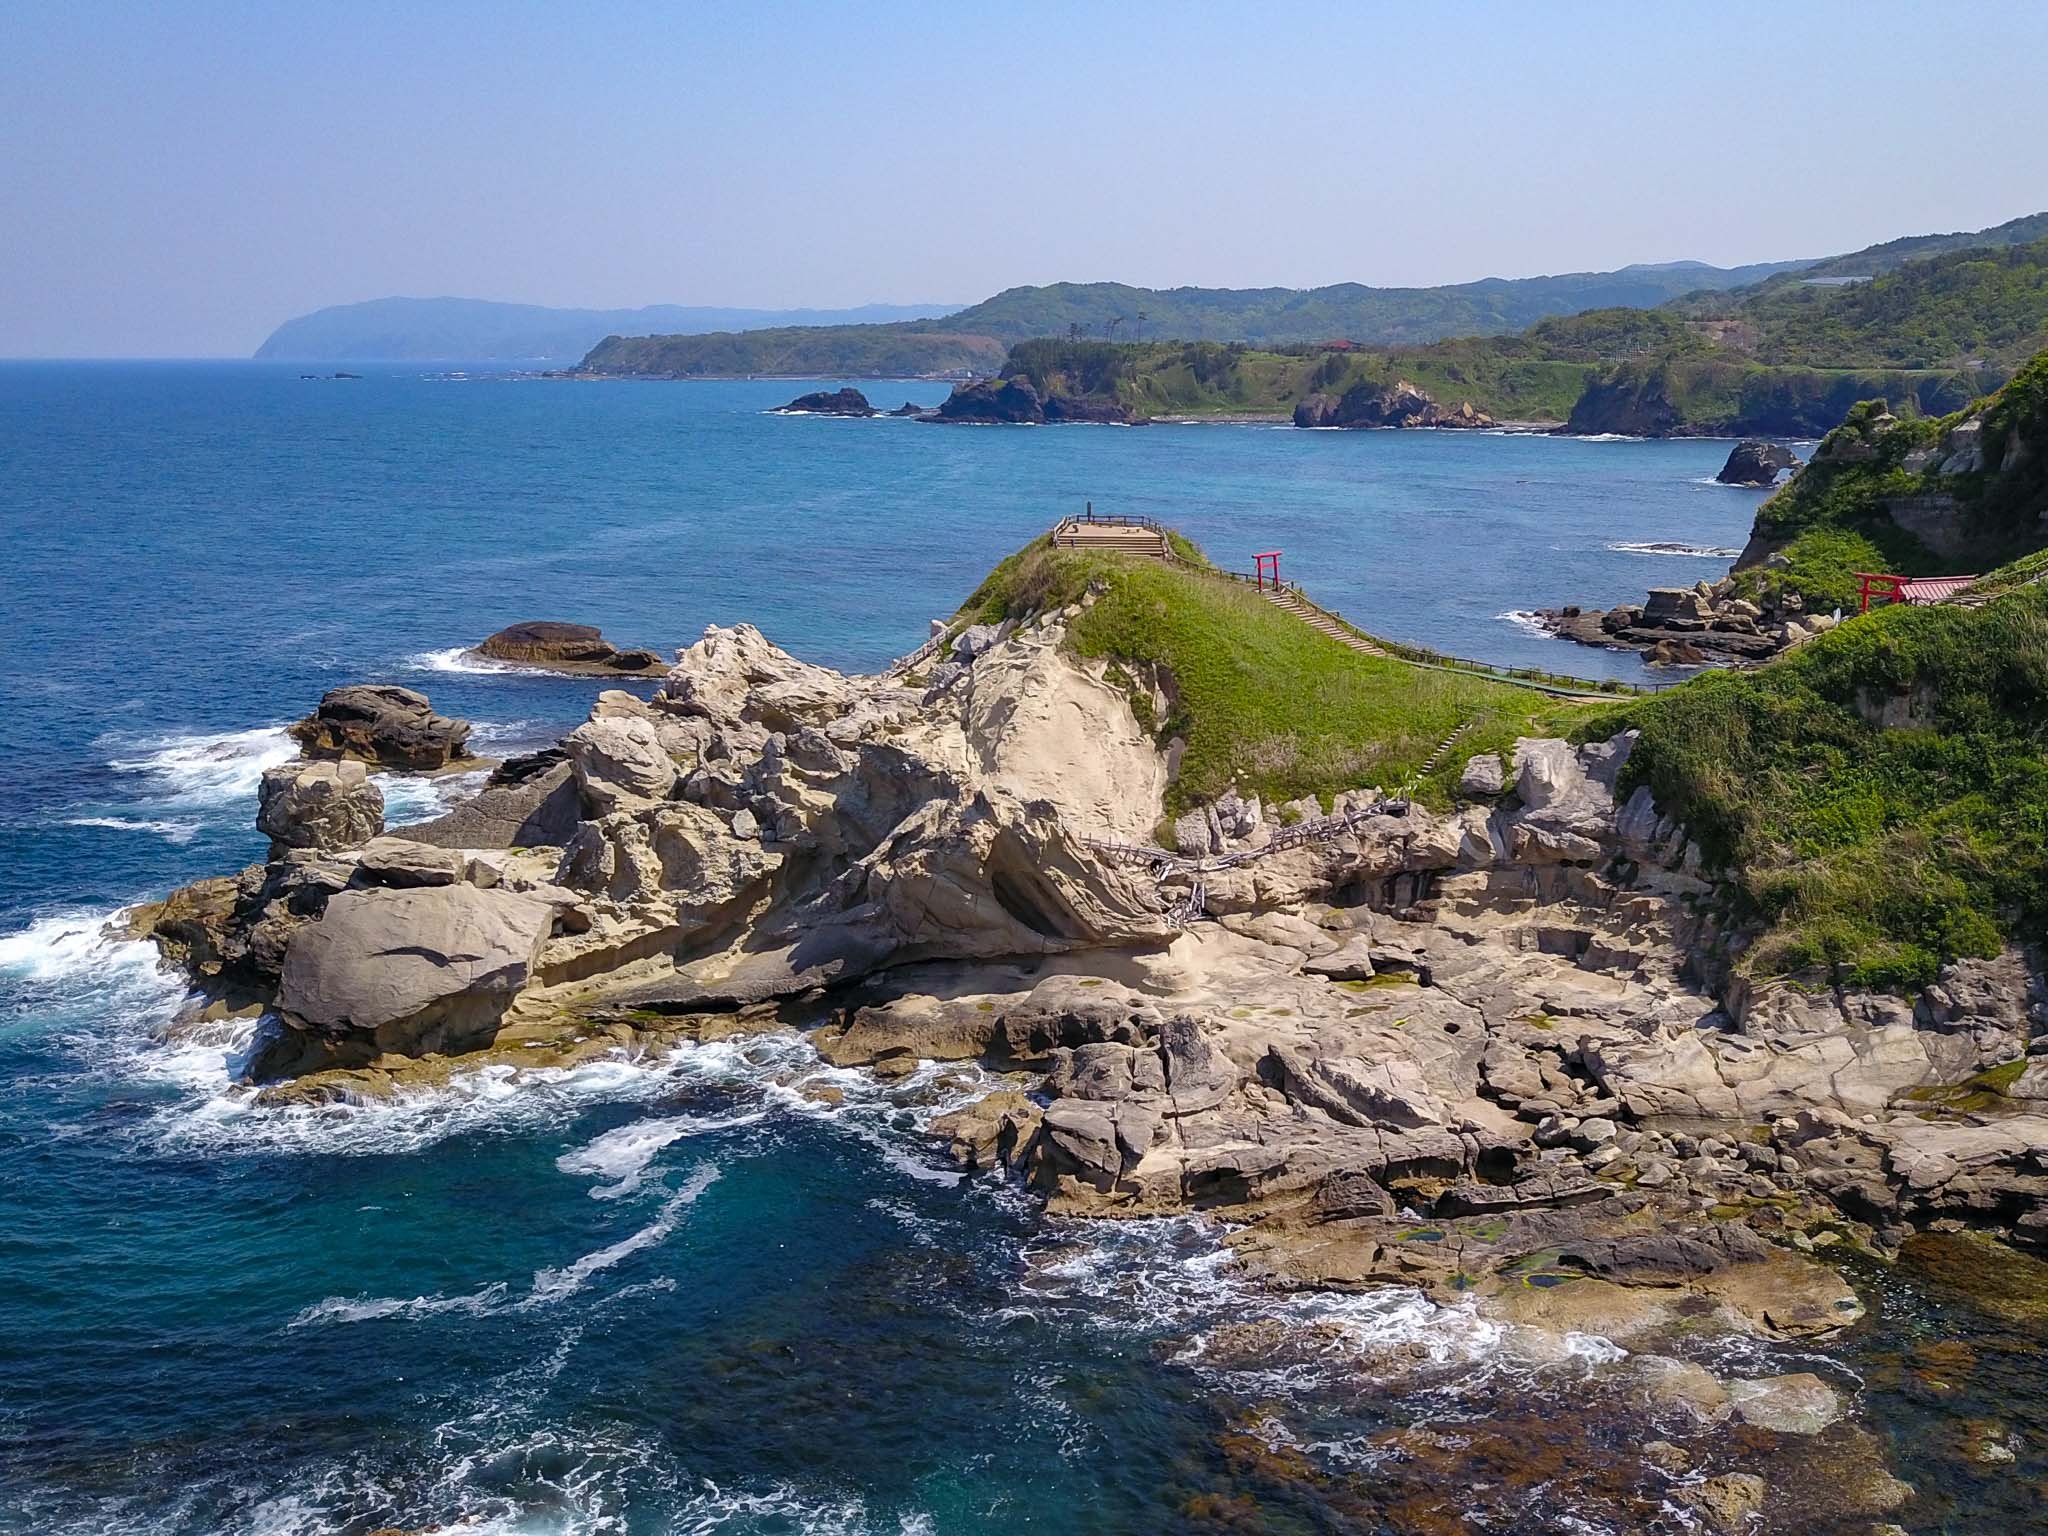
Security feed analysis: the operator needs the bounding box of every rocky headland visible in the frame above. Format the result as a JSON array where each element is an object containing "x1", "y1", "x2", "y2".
[{"x1": 119, "y1": 524, "x2": 2048, "y2": 1524}]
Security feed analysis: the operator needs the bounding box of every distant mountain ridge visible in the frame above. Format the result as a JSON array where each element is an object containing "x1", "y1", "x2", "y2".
[
  {"x1": 253, "y1": 297, "x2": 962, "y2": 362},
  {"x1": 927, "y1": 260, "x2": 1813, "y2": 349}
]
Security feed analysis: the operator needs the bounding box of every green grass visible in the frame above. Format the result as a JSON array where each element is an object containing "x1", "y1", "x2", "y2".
[
  {"x1": 1590, "y1": 585, "x2": 2048, "y2": 988},
  {"x1": 957, "y1": 536, "x2": 1589, "y2": 813}
]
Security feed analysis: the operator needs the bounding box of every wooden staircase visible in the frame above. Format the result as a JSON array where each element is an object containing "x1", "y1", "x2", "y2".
[{"x1": 1260, "y1": 586, "x2": 1387, "y2": 657}]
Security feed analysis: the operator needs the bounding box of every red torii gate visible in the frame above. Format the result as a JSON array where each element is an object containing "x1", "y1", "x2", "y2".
[
  {"x1": 1253, "y1": 551, "x2": 1282, "y2": 590},
  {"x1": 1854, "y1": 572, "x2": 1979, "y2": 612}
]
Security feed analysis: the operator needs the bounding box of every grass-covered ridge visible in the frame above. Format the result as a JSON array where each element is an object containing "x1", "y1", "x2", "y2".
[
  {"x1": 953, "y1": 534, "x2": 1585, "y2": 815},
  {"x1": 1594, "y1": 587, "x2": 2048, "y2": 989}
]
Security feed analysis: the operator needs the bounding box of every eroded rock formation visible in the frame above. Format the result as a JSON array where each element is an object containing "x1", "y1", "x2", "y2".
[
  {"x1": 135, "y1": 597, "x2": 2048, "y2": 1344},
  {"x1": 288, "y1": 684, "x2": 475, "y2": 770}
]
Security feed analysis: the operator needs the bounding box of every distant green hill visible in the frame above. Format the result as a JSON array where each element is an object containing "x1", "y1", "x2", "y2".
[
  {"x1": 572, "y1": 257, "x2": 1808, "y2": 378},
  {"x1": 254, "y1": 297, "x2": 962, "y2": 362},
  {"x1": 1687, "y1": 235, "x2": 2048, "y2": 369},
  {"x1": 573, "y1": 210, "x2": 2048, "y2": 429},
  {"x1": 578, "y1": 326, "x2": 1006, "y2": 379},
  {"x1": 932, "y1": 261, "x2": 1806, "y2": 348},
  {"x1": 1785, "y1": 210, "x2": 2048, "y2": 281}
]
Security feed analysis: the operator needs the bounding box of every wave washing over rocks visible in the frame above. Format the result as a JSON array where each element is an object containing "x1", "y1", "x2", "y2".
[
  {"x1": 1607, "y1": 540, "x2": 1745, "y2": 559},
  {"x1": 97, "y1": 593, "x2": 2048, "y2": 1530}
]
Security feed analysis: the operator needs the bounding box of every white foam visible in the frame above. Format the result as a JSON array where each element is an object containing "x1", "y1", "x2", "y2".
[
  {"x1": 106, "y1": 725, "x2": 296, "y2": 806},
  {"x1": 406, "y1": 645, "x2": 521, "y2": 675},
  {"x1": 290, "y1": 1283, "x2": 512, "y2": 1329},
  {"x1": 526, "y1": 1164, "x2": 721, "y2": 1307},
  {"x1": 1495, "y1": 609, "x2": 1555, "y2": 639},
  {"x1": 371, "y1": 766, "x2": 490, "y2": 824},
  {"x1": 557, "y1": 1111, "x2": 765, "y2": 1199},
  {"x1": 61, "y1": 815, "x2": 203, "y2": 844},
  {"x1": 0, "y1": 907, "x2": 170, "y2": 990},
  {"x1": 1608, "y1": 540, "x2": 1742, "y2": 559}
]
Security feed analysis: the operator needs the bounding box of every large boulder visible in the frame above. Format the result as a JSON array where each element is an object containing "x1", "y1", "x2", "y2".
[
  {"x1": 565, "y1": 715, "x2": 678, "y2": 813},
  {"x1": 255, "y1": 760, "x2": 384, "y2": 854},
  {"x1": 275, "y1": 884, "x2": 555, "y2": 1057},
  {"x1": 1716, "y1": 439, "x2": 1800, "y2": 486},
  {"x1": 476, "y1": 622, "x2": 664, "y2": 674},
  {"x1": 288, "y1": 685, "x2": 473, "y2": 770},
  {"x1": 777, "y1": 387, "x2": 875, "y2": 416}
]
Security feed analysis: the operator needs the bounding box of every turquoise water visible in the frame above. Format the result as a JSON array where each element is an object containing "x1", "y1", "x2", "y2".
[{"x1": 3, "y1": 363, "x2": 2035, "y2": 1533}]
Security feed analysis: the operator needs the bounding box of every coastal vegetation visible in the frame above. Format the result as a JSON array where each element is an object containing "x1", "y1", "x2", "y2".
[
  {"x1": 1676, "y1": 234, "x2": 2048, "y2": 369},
  {"x1": 952, "y1": 533, "x2": 1582, "y2": 814},
  {"x1": 950, "y1": 518, "x2": 2048, "y2": 996},
  {"x1": 1738, "y1": 347, "x2": 2048, "y2": 610},
  {"x1": 1598, "y1": 582, "x2": 2048, "y2": 989}
]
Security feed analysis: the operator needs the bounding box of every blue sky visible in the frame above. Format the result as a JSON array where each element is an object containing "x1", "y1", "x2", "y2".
[{"x1": 4, "y1": 0, "x2": 2046, "y2": 355}]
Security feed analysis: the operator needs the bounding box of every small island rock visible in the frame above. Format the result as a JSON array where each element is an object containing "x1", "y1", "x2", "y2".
[
  {"x1": 476, "y1": 621, "x2": 665, "y2": 675},
  {"x1": 1716, "y1": 439, "x2": 1801, "y2": 486},
  {"x1": 777, "y1": 387, "x2": 875, "y2": 416}
]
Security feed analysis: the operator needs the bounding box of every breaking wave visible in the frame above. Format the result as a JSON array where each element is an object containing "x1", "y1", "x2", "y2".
[
  {"x1": 1494, "y1": 608, "x2": 1555, "y2": 639},
  {"x1": 405, "y1": 645, "x2": 521, "y2": 675},
  {"x1": 61, "y1": 815, "x2": 204, "y2": 843},
  {"x1": 557, "y1": 1112, "x2": 765, "y2": 1199},
  {"x1": 0, "y1": 907, "x2": 172, "y2": 991},
  {"x1": 1608, "y1": 540, "x2": 1742, "y2": 559},
  {"x1": 105, "y1": 725, "x2": 297, "y2": 807}
]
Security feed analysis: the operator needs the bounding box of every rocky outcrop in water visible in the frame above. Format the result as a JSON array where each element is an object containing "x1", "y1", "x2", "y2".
[
  {"x1": 932, "y1": 377, "x2": 1048, "y2": 424},
  {"x1": 1716, "y1": 439, "x2": 1801, "y2": 485},
  {"x1": 475, "y1": 621, "x2": 665, "y2": 674},
  {"x1": 1294, "y1": 380, "x2": 1494, "y2": 430},
  {"x1": 776, "y1": 387, "x2": 876, "y2": 416},
  {"x1": 288, "y1": 685, "x2": 475, "y2": 770},
  {"x1": 930, "y1": 376, "x2": 1137, "y2": 425},
  {"x1": 1537, "y1": 574, "x2": 1839, "y2": 664}
]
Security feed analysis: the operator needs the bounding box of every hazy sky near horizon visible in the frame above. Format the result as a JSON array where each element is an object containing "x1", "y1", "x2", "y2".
[{"x1": 5, "y1": 0, "x2": 2047, "y2": 356}]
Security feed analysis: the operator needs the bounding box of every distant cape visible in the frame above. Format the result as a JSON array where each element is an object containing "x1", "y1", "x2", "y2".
[{"x1": 252, "y1": 296, "x2": 963, "y2": 362}]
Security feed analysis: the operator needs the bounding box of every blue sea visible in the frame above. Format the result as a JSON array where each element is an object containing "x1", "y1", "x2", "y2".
[{"x1": 1, "y1": 362, "x2": 2037, "y2": 1533}]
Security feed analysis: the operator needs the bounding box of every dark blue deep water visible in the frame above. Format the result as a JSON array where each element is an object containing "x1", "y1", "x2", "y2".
[{"x1": 3, "y1": 362, "x2": 2039, "y2": 1533}]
